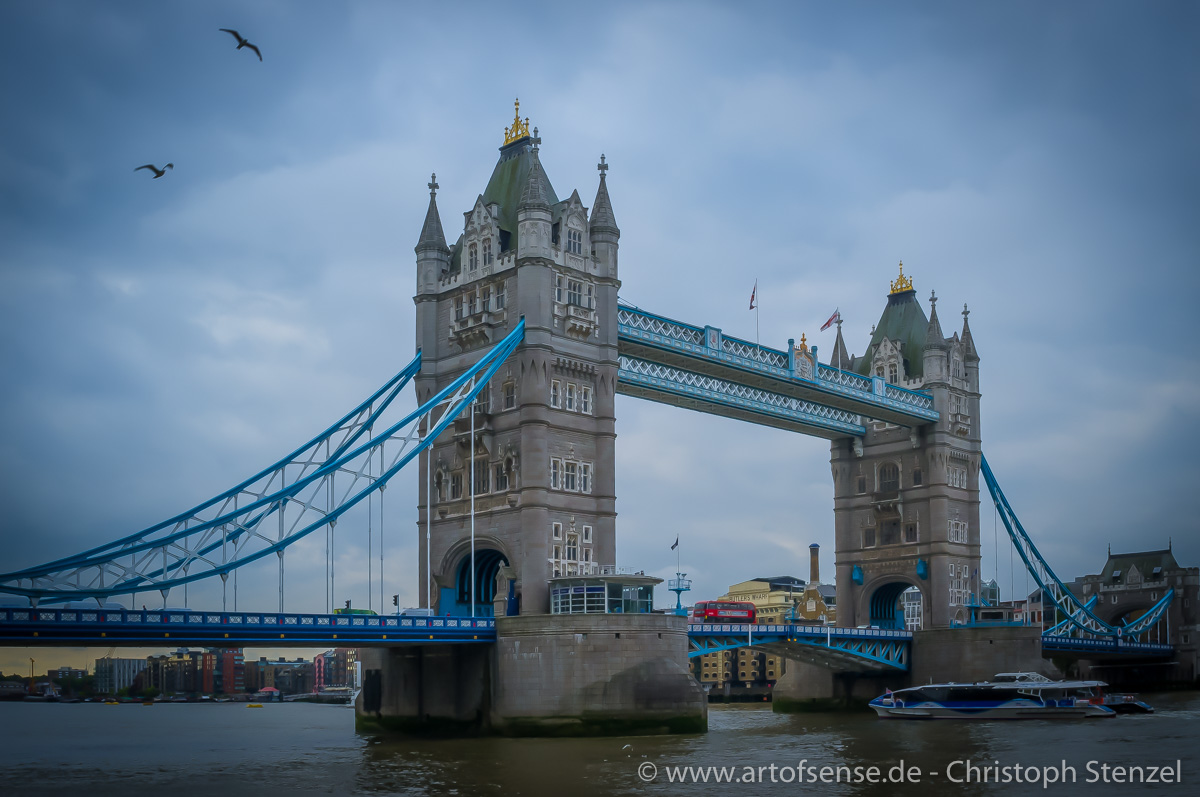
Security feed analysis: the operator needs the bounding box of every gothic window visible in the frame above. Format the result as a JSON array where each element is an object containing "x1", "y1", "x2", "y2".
[
  {"x1": 454, "y1": 296, "x2": 464, "y2": 321},
  {"x1": 863, "y1": 529, "x2": 876, "y2": 548},
  {"x1": 580, "y1": 463, "x2": 591, "y2": 493},
  {"x1": 912, "y1": 466, "x2": 923, "y2": 486},
  {"x1": 550, "y1": 380, "x2": 561, "y2": 408},
  {"x1": 493, "y1": 463, "x2": 508, "y2": 492},
  {"x1": 567, "y1": 279, "x2": 583, "y2": 306},
  {"x1": 882, "y1": 521, "x2": 900, "y2": 546},
  {"x1": 469, "y1": 244, "x2": 478, "y2": 272},
  {"x1": 550, "y1": 458, "x2": 561, "y2": 489},
  {"x1": 583, "y1": 525, "x2": 592, "y2": 543},
  {"x1": 467, "y1": 290, "x2": 477, "y2": 315},
  {"x1": 494, "y1": 282, "x2": 506, "y2": 309},
  {"x1": 586, "y1": 283, "x2": 595, "y2": 309},
  {"x1": 879, "y1": 463, "x2": 900, "y2": 492},
  {"x1": 471, "y1": 459, "x2": 489, "y2": 495},
  {"x1": 551, "y1": 222, "x2": 561, "y2": 245},
  {"x1": 482, "y1": 239, "x2": 493, "y2": 266},
  {"x1": 565, "y1": 383, "x2": 576, "y2": 411},
  {"x1": 953, "y1": 356, "x2": 962, "y2": 378},
  {"x1": 566, "y1": 534, "x2": 578, "y2": 561},
  {"x1": 888, "y1": 363, "x2": 898, "y2": 384},
  {"x1": 905, "y1": 524, "x2": 918, "y2": 543},
  {"x1": 503, "y1": 382, "x2": 516, "y2": 410},
  {"x1": 948, "y1": 519, "x2": 968, "y2": 544},
  {"x1": 875, "y1": 367, "x2": 884, "y2": 378},
  {"x1": 584, "y1": 548, "x2": 592, "y2": 563},
  {"x1": 856, "y1": 474, "x2": 866, "y2": 494},
  {"x1": 564, "y1": 461, "x2": 577, "y2": 491},
  {"x1": 554, "y1": 274, "x2": 564, "y2": 303},
  {"x1": 450, "y1": 473, "x2": 463, "y2": 500},
  {"x1": 480, "y1": 287, "x2": 491, "y2": 313},
  {"x1": 580, "y1": 386, "x2": 591, "y2": 414},
  {"x1": 552, "y1": 522, "x2": 562, "y2": 540},
  {"x1": 567, "y1": 228, "x2": 583, "y2": 255}
]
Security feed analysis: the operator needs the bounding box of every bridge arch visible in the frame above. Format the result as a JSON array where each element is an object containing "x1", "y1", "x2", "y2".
[
  {"x1": 437, "y1": 538, "x2": 510, "y2": 618},
  {"x1": 858, "y1": 574, "x2": 924, "y2": 631}
]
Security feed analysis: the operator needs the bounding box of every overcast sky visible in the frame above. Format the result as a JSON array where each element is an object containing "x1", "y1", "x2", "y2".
[{"x1": 1, "y1": 0, "x2": 1197, "y2": 672}]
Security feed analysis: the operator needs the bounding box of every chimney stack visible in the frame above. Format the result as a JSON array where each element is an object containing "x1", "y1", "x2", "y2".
[{"x1": 809, "y1": 543, "x2": 820, "y2": 584}]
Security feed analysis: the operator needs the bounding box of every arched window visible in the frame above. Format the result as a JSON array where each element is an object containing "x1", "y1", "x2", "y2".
[
  {"x1": 469, "y1": 244, "x2": 478, "y2": 271},
  {"x1": 888, "y1": 363, "x2": 898, "y2": 383},
  {"x1": 483, "y1": 239, "x2": 493, "y2": 266},
  {"x1": 879, "y1": 463, "x2": 900, "y2": 492}
]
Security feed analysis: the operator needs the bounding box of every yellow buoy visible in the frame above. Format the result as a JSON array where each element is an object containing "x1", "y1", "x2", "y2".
[{"x1": 247, "y1": 703, "x2": 264, "y2": 708}]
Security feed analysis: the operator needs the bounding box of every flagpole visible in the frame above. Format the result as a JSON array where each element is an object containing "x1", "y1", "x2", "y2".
[{"x1": 755, "y1": 277, "x2": 760, "y2": 346}]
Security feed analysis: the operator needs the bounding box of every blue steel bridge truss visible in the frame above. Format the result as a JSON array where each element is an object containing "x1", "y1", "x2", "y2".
[
  {"x1": 0, "y1": 321, "x2": 526, "y2": 608},
  {"x1": 688, "y1": 624, "x2": 911, "y2": 672},
  {"x1": 615, "y1": 303, "x2": 939, "y2": 435},
  {"x1": 981, "y1": 455, "x2": 1173, "y2": 650}
]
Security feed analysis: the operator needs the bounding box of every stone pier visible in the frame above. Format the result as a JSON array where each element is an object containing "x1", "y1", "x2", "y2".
[
  {"x1": 773, "y1": 626, "x2": 1057, "y2": 712},
  {"x1": 356, "y1": 613, "x2": 706, "y2": 736}
]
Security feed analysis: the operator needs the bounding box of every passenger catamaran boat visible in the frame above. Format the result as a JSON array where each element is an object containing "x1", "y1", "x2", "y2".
[{"x1": 870, "y1": 673, "x2": 1116, "y2": 719}]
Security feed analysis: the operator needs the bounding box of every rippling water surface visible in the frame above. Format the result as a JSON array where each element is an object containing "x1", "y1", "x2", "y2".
[{"x1": 1, "y1": 693, "x2": 1195, "y2": 796}]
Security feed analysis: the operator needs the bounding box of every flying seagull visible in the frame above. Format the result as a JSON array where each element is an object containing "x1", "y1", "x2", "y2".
[
  {"x1": 134, "y1": 163, "x2": 174, "y2": 179},
  {"x1": 219, "y1": 28, "x2": 262, "y2": 61}
]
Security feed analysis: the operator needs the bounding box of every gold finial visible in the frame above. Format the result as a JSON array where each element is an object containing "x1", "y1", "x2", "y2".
[
  {"x1": 800, "y1": 333, "x2": 808, "y2": 351},
  {"x1": 504, "y1": 97, "x2": 530, "y2": 145},
  {"x1": 889, "y1": 260, "x2": 913, "y2": 294}
]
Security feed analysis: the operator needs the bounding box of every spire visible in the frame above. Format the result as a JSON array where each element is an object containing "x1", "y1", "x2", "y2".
[
  {"x1": 590, "y1": 153, "x2": 618, "y2": 234},
  {"x1": 961, "y1": 302, "x2": 979, "y2": 361},
  {"x1": 830, "y1": 316, "x2": 850, "y2": 370},
  {"x1": 415, "y1": 172, "x2": 449, "y2": 253},
  {"x1": 518, "y1": 150, "x2": 551, "y2": 210},
  {"x1": 924, "y1": 289, "x2": 946, "y2": 349}
]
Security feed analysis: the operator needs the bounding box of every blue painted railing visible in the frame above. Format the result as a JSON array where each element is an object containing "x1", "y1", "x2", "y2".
[{"x1": 0, "y1": 607, "x2": 496, "y2": 646}]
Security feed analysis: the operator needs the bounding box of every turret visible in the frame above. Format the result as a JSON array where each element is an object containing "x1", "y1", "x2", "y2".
[
  {"x1": 415, "y1": 173, "x2": 450, "y2": 295},
  {"x1": 961, "y1": 303, "x2": 979, "y2": 393},
  {"x1": 590, "y1": 154, "x2": 620, "y2": 280},
  {"x1": 516, "y1": 135, "x2": 553, "y2": 260},
  {"x1": 922, "y1": 289, "x2": 948, "y2": 384}
]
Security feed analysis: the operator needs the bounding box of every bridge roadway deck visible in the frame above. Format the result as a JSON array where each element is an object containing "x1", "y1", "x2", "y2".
[
  {"x1": 616, "y1": 304, "x2": 939, "y2": 433},
  {"x1": 0, "y1": 607, "x2": 495, "y2": 647}
]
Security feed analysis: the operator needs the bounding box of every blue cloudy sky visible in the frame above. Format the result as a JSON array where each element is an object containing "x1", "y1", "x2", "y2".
[{"x1": 1, "y1": 1, "x2": 1197, "y2": 670}]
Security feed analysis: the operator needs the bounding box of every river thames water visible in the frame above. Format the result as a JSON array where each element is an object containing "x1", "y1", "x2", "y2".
[{"x1": 1, "y1": 694, "x2": 1195, "y2": 796}]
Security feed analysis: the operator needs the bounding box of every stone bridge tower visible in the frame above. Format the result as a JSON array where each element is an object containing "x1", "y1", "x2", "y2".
[
  {"x1": 412, "y1": 102, "x2": 620, "y2": 616},
  {"x1": 830, "y1": 264, "x2": 982, "y2": 630}
]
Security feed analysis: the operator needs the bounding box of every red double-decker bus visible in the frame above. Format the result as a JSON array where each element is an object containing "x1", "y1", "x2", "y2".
[{"x1": 691, "y1": 600, "x2": 757, "y2": 623}]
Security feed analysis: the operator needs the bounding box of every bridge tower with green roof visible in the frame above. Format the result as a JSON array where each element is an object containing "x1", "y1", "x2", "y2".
[
  {"x1": 412, "y1": 101, "x2": 621, "y2": 617},
  {"x1": 830, "y1": 263, "x2": 983, "y2": 630}
]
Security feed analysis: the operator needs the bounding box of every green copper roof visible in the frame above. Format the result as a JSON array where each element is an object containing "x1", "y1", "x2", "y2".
[
  {"x1": 854, "y1": 289, "x2": 929, "y2": 379},
  {"x1": 481, "y1": 138, "x2": 558, "y2": 248}
]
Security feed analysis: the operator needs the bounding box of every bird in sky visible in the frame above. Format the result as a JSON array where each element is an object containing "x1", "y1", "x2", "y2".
[
  {"x1": 134, "y1": 163, "x2": 173, "y2": 179},
  {"x1": 219, "y1": 28, "x2": 262, "y2": 61}
]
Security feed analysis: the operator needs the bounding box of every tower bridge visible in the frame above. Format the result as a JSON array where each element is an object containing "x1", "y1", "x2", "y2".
[{"x1": 0, "y1": 103, "x2": 1179, "y2": 732}]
